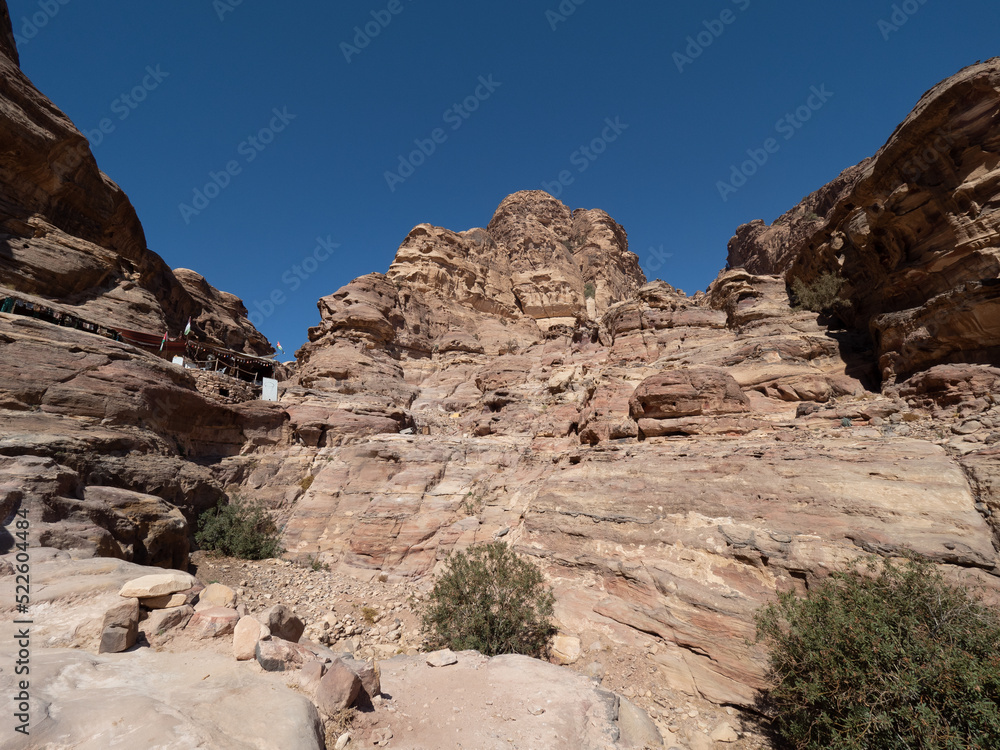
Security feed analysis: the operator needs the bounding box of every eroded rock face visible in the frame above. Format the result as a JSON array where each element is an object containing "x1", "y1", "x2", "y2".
[
  {"x1": 274, "y1": 176, "x2": 999, "y2": 707},
  {"x1": 728, "y1": 58, "x2": 1000, "y2": 385},
  {"x1": 0, "y1": 1, "x2": 15, "y2": 66},
  {"x1": 2, "y1": 14, "x2": 1000, "y2": 722},
  {"x1": 0, "y1": 12, "x2": 268, "y2": 355}
]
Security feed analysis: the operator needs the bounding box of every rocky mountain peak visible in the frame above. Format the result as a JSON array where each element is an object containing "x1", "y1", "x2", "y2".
[{"x1": 385, "y1": 190, "x2": 643, "y2": 328}]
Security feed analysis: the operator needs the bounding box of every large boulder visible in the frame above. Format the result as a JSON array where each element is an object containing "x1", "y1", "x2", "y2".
[
  {"x1": 185, "y1": 607, "x2": 240, "y2": 640},
  {"x1": 98, "y1": 598, "x2": 139, "y2": 654},
  {"x1": 314, "y1": 659, "x2": 362, "y2": 716},
  {"x1": 629, "y1": 368, "x2": 750, "y2": 421},
  {"x1": 256, "y1": 604, "x2": 305, "y2": 643}
]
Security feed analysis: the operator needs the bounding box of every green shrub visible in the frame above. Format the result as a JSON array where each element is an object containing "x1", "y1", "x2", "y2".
[
  {"x1": 195, "y1": 497, "x2": 283, "y2": 560},
  {"x1": 583, "y1": 282, "x2": 596, "y2": 299},
  {"x1": 754, "y1": 556, "x2": 1000, "y2": 750},
  {"x1": 790, "y1": 272, "x2": 850, "y2": 315},
  {"x1": 422, "y1": 541, "x2": 555, "y2": 657}
]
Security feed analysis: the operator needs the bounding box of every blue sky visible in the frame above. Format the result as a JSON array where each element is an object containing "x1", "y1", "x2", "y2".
[{"x1": 8, "y1": 0, "x2": 999, "y2": 356}]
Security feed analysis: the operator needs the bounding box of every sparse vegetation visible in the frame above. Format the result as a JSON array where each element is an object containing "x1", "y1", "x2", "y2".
[
  {"x1": 583, "y1": 281, "x2": 596, "y2": 299},
  {"x1": 300, "y1": 474, "x2": 314, "y2": 492},
  {"x1": 790, "y1": 272, "x2": 851, "y2": 315},
  {"x1": 501, "y1": 338, "x2": 519, "y2": 354},
  {"x1": 361, "y1": 606, "x2": 379, "y2": 625},
  {"x1": 422, "y1": 541, "x2": 555, "y2": 657},
  {"x1": 460, "y1": 491, "x2": 484, "y2": 516},
  {"x1": 804, "y1": 211, "x2": 821, "y2": 221},
  {"x1": 195, "y1": 496, "x2": 283, "y2": 560},
  {"x1": 306, "y1": 554, "x2": 329, "y2": 572},
  {"x1": 323, "y1": 708, "x2": 356, "y2": 746},
  {"x1": 754, "y1": 555, "x2": 1000, "y2": 750}
]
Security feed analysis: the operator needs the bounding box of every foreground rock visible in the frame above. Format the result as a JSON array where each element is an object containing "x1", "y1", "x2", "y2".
[
  {"x1": 373, "y1": 650, "x2": 659, "y2": 750},
  {"x1": 0, "y1": 647, "x2": 324, "y2": 750},
  {"x1": 0, "y1": 551, "x2": 324, "y2": 749}
]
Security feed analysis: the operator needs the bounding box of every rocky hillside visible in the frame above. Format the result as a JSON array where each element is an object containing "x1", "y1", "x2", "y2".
[
  {"x1": 262, "y1": 184, "x2": 1000, "y2": 709},
  {"x1": 0, "y1": 1, "x2": 285, "y2": 573},
  {"x1": 2, "y1": 7, "x2": 1000, "y2": 746},
  {"x1": 0, "y1": 12, "x2": 269, "y2": 354},
  {"x1": 729, "y1": 58, "x2": 1000, "y2": 385}
]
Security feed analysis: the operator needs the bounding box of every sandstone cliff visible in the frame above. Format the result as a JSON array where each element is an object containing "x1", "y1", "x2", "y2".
[
  {"x1": 1, "y1": 10, "x2": 999, "y2": 730},
  {"x1": 0, "y1": 1, "x2": 283, "y2": 572},
  {"x1": 0, "y1": 5, "x2": 269, "y2": 354},
  {"x1": 729, "y1": 58, "x2": 1000, "y2": 385},
  {"x1": 267, "y1": 189, "x2": 999, "y2": 707}
]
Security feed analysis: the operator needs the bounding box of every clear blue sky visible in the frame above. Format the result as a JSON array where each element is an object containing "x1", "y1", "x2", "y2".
[{"x1": 8, "y1": 0, "x2": 999, "y2": 356}]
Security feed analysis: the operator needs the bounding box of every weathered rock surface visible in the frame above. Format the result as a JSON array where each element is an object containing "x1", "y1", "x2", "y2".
[
  {"x1": 267, "y1": 185, "x2": 1000, "y2": 709},
  {"x1": 315, "y1": 658, "x2": 362, "y2": 715},
  {"x1": 98, "y1": 597, "x2": 139, "y2": 653},
  {"x1": 120, "y1": 571, "x2": 198, "y2": 599},
  {"x1": 233, "y1": 615, "x2": 271, "y2": 661},
  {"x1": 255, "y1": 637, "x2": 317, "y2": 672},
  {"x1": 376, "y1": 650, "x2": 652, "y2": 749},
  {"x1": 256, "y1": 603, "x2": 305, "y2": 643},
  {"x1": 0, "y1": 7, "x2": 269, "y2": 355},
  {"x1": 186, "y1": 606, "x2": 240, "y2": 639},
  {"x1": 729, "y1": 58, "x2": 1000, "y2": 385},
  {"x1": 2, "y1": 10, "x2": 1000, "y2": 738},
  {"x1": 142, "y1": 604, "x2": 195, "y2": 637}
]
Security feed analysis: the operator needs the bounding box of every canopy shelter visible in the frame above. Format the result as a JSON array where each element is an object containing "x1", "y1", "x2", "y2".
[
  {"x1": 184, "y1": 341, "x2": 275, "y2": 384},
  {"x1": 1, "y1": 289, "x2": 275, "y2": 385},
  {"x1": 116, "y1": 327, "x2": 186, "y2": 354}
]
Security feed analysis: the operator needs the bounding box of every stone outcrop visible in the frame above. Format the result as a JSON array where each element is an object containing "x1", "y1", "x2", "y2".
[
  {"x1": 0, "y1": 0, "x2": 15, "y2": 66},
  {"x1": 0, "y1": 1, "x2": 292, "y2": 570},
  {"x1": 728, "y1": 58, "x2": 1000, "y2": 385},
  {"x1": 0, "y1": 27, "x2": 270, "y2": 354}
]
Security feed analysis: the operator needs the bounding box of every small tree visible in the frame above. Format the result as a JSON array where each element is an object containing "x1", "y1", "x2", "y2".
[
  {"x1": 422, "y1": 541, "x2": 555, "y2": 657},
  {"x1": 583, "y1": 281, "x2": 596, "y2": 299},
  {"x1": 790, "y1": 272, "x2": 850, "y2": 315},
  {"x1": 754, "y1": 556, "x2": 1000, "y2": 750},
  {"x1": 195, "y1": 497, "x2": 283, "y2": 560}
]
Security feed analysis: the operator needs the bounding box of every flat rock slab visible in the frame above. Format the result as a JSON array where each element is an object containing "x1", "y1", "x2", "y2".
[
  {"x1": 0, "y1": 645, "x2": 324, "y2": 750},
  {"x1": 120, "y1": 571, "x2": 198, "y2": 598},
  {"x1": 376, "y1": 651, "x2": 643, "y2": 750},
  {"x1": 0, "y1": 552, "x2": 175, "y2": 650},
  {"x1": 186, "y1": 607, "x2": 240, "y2": 639}
]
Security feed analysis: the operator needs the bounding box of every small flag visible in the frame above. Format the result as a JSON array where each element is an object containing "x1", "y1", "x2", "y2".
[
  {"x1": 184, "y1": 317, "x2": 192, "y2": 336},
  {"x1": 159, "y1": 331, "x2": 168, "y2": 351},
  {"x1": 276, "y1": 341, "x2": 285, "y2": 354}
]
